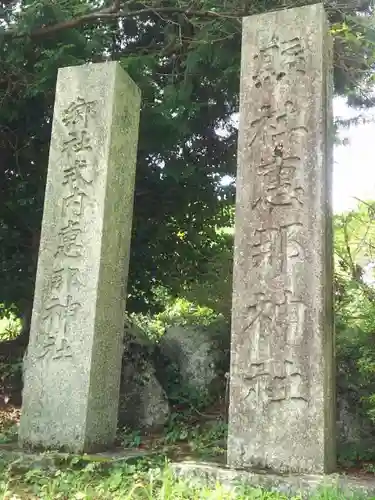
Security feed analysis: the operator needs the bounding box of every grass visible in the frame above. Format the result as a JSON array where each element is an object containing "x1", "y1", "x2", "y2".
[
  {"x1": 0, "y1": 314, "x2": 21, "y2": 342},
  {"x1": 0, "y1": 454, "x2": 370, "y2": 500},
  {"x1": 0, "y1": 320, "x2": 374, "y2": 499},
  {"x1": 0, "y1": 417, "x2": 374, "y2": 499}
]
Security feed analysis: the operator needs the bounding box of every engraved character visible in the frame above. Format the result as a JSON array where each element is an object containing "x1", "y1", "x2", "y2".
[
  {"x1": 245, "y1": 290, "x2": 306, "y2": 355},
  {"x1": 55, "y1": 221, "x2": 83, "y2": 258},
  {"x1": 62, "y1": 97, "x2": 96, "y2": 128},
  {"x1": 50, "y1": 269, "x2": 64, "y2": 295},
  {"x1": 37, "y1": 335, "x2": 56, "y2": 359},
  {"x1": 249, "y1": 101, "x2": 308, "y2": 164},
  {"x1": 48, "y1": 267, "x2": 83, "y2": 301},
  {"x1": 281, "y1": 38, "x2": 306, "y2": 73},
  {"x1": 38, "y1": 295, "x2": 80, "y2": 360},
  {"x1": 250, "y1": 224, "x2": 304, "y2": 274},
  {"x1": 285, "y1": 299, "x2": 306, "y2": 346},
  {"x1": 38, "y1": 335, "x2": 73, "y2": 360},
  {"x1": 62, "y1": 130, "x2": 92, "y2": 154},
  {"x1": 53, "y1": 337, "x2": 73, "y2": 359},
  {"x1": 243, "y1": 358, "x2": 308, "y2": 404},
  {"x1": 62, "y1": 158, "x2": 92, "y2": 191},
  {"x1": 252, "y1": 36, "x2": 306, "y2": 87},
  {"x1": 249, "y1": 104, "x2": 277, "y2": 148},
  {"x1": 62, "y1": 191, "x2": 88, "y2": 223},
  {"x1": 253, "y1": 149, "x2": 305, "y2": 209},
  {"x1": 244, "y1": 294, "x2": 278, "y2": 361},
  {"x1": 61, "y1": 157, "x2": 93, "y2": 222}
]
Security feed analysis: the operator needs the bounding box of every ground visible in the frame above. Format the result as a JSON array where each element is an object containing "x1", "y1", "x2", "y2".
[
  {"x1": 1, "y1": 400, "x2": 375, "y2": 499},
  {"x1": 1, "y1": 340, "x2": 375, "y2": 499}
]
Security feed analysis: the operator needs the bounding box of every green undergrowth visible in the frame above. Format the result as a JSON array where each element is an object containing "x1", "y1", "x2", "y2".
[
  {"x1": 118, "y1": 415, "x2": 227, "y2": 461},
  {"x1": 1, "y1": 418, "x2": 375, "y2": 499},
  {"x1": 0, "y1": 454, "x2": 371, "y2": 500}
]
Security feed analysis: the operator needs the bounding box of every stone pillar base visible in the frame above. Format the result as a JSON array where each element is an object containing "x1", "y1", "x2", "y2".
[{"x1": 171, "y1": 461, "x2": 375, "y2": 498}]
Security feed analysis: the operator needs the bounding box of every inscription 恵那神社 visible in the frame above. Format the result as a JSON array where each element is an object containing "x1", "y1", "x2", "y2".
[
  {"x1": 228, "y1": 4, "x2": 335, "y2": 474},
  {"x1": 19, "y1": 62, "x2": 141, "y2": 453}
]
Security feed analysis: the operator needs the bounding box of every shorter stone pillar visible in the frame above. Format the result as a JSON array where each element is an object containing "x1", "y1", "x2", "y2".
[{"x1": 19, "y1": 62, "x2": 141, "y2": 452}]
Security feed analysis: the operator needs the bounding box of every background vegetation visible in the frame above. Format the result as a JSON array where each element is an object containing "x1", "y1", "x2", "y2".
[{"x1": 2, "y1": 0, "x2": 375, "y2": 497}]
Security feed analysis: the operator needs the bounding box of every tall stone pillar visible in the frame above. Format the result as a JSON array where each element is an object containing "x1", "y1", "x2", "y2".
[
  {"x1": 227, "y1": 4, "x2": 335, "y2": 473},
  {"x1": 19, "y1": 62, "x2": 141, "y2": 453}
]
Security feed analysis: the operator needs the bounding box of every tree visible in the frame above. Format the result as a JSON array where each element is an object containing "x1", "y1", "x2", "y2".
[
  {"x1": 333, "y1": 201, "x2": 375, "y2": 453},
  {"x1": 1, "y1": 0, "x2": 375, "y2": 337}
]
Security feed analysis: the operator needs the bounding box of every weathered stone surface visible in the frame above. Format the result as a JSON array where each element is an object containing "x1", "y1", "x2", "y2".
[
  {"x1": 336, "y1": 385, "x2": 375, "y2": 462},
  {"x1": 171, "y1": 461, "x2": 375, "y2": 499},
  {"x1": 156, "y1": 322, "x2": 229, "y2": 404},
  {"x1": 228, "y1": 4, "x2": 335, "y2": 473},
  {"x1": 0, "y1": 446, "x2": 156, "y2": 476},
  {"x1": 19, "y1": 62, "x2": 141, "y2": 453},
  {"x1": 118, "y1": 319, "x2": 170, "y2": 430}
]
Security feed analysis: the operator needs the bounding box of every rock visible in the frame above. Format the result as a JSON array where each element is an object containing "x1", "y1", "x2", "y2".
[
  {"x1": 336, "y1": 348, "x2": 375, "y2": 462},
  {"x1": 336, "y1": 384, "x2": 375, "y2": 462},
  {"x1": 118, "y1": 319, "x2": 170, "y2": 431},
  {"x1": 156, "y1": 320, "x2": 230, "y2": 405}
]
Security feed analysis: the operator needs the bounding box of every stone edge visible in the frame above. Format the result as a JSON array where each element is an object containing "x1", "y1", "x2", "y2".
[{"x1": 171, "y1": 461, "x2": 375, "y2": 498}]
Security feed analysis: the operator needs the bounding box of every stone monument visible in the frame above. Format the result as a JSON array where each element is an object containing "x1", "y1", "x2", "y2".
[
  {"x1": 19, "y1": 62, "x2": 141, "y2": 453},
  {"x1": 228, "y1": 3, "x2": 335, "y2": 474},
  {"x1": 172, "y1": 5, "x2": 375, "y2": 495}
]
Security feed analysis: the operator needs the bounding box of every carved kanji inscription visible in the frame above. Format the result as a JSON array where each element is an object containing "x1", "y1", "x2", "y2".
[
  {"x1": 249, "y1": 101, "x2": 307, "y2": 210},
  {"x1": 62, "y1": 158, "x2": 93, "y2": 192},
  {"x1": 19, "y1": 62, "x2": 141, "y2": 453},
  {"x1": 252, "y1": 150, "x2": 305, "y2": 210},
  {"x1": 38, "y1": 97, "x2": 98, "y2": 361},
  {"x1": 244, "y1": 290, "x2": 306, "y2": 358},
  {"x1": 55, "y1": 221, "x2": 83, "y2": 258},
  {"x1": 252, "y1": 36, "x2": 306, "y2": 88},
  {"x1": 48, "y1": 267, "x2": 83, "y2": 300},
  {"x1": 250, "y1": 223, "x2": 304, "y2": 273},
  {"x1": 62, "y1": 130, "x2": 92, "y2": 154},
  {"x1": 62, "y1": 97, "x2": 96, "y2": 128},
  {"x1": 243, "y1": 358, "x2": 308, "y2": 404},
  {"x1": 228, "y1": 4, "x2": 335, "y2": 474},
  {"x1": 37, "y1": 295, "x2": 81, "y2": 359},
  {"x1": 249, "y1": 101, "x2": 308, "y2": 152}
]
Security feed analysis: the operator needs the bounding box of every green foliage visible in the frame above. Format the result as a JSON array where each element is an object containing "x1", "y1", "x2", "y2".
[
  {"x1": 334, "y1": 201, "x2": 375, "y2": 452},
  {"x1": 0, "y1": 309, "x2": 22, "y2": 341},
  {"x1": 154, "y1": 297, "x2": 219, "y2": 329},
  {"x1": 119, "y1": 428, "x2": 143, "y2": 449},
  {"x1": 179, "y1": 228, "x2": 234, "y2": 319},
  {"x1": 0, "y1": 453, "x2": 367, "y2": 499},
  {"x1": 165, "y1": 419, "x2": 227, "y2": 459},
  {"x1": 131, "y1": 292, "x2": 222, "y2": 340},
  {"x1": 163, "y1": 414, "x2": 226, "y2": 445},
  {"x1": 0, "y1": 358, "x2": 23, "y2": 392},
  {"x1": 0, "y1": 424, "x2": 18, "y2": 444},
  {"x1": 1, "y1": 0, "x2": 375, "y2": 330}
]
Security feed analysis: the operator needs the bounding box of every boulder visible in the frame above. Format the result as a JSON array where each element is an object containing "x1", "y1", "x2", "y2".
[
  {"x1": 118, "y1": 319, "x2": 170, "y2": 430},
  {"x1": 155, "y1": 320, "x2": 230, "y2": 406},
  {"x1": 336, "y1": 384, "x2": 375, "y2": 462}
]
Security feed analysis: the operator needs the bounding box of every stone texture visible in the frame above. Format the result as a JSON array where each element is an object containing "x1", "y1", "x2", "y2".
[
  {"x1": 156, "y1": 322, "x2": 229, "y2": 404},
  {"x1": 118, "y1": 318, "x2": 170, "y2": 430},
  {"x1": 336, "y1": 385, "x2": 375, "y2": 462},
  {"x1": 171, "y1": 461, "x2": 375, "y2": 499},
  {"x1": 0, "y1": 446, "x2": 156, "y2": 476},
  {"x1": 19, "y1": 62, "x2": 141, "y2": 453},
  {"x1": 228, "y1": 4, "x2": 335, "y2": 473}
]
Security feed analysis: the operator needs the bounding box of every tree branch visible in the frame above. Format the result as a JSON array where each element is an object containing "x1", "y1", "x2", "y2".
[{"x1": 1, "y1": 4, "x2": 240, "y2": 40}]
